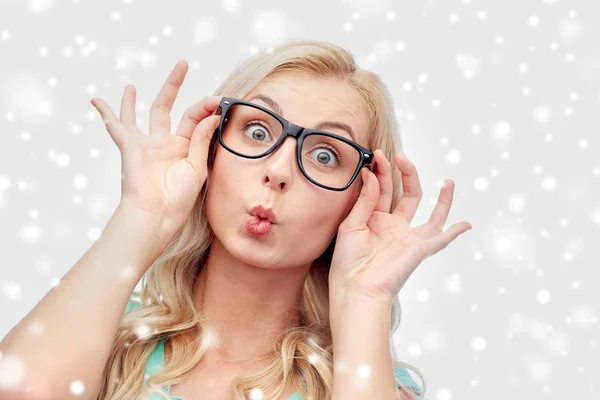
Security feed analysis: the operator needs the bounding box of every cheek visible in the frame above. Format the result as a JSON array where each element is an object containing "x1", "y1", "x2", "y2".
[
  {"x1": 286, "y1": 197, "x2": 349, "y2": 257},
  {"x1": 300, "y1": 196, "x2": 350, "y2": 234},
  {"x1": 205, "y1": 151, "x2": 238, "y2": 220},
  {"x1": 210, "y1": 149, "x2": 242, "y2": 189}
]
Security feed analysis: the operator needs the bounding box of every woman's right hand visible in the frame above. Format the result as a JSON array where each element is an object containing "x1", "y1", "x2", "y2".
[{"x1": 90, "y1": 59, "x2": 222, "y2": 237}]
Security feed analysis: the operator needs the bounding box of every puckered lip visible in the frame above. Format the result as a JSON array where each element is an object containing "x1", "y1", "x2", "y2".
[{"x1": 248, "y1": 205, "x2": 277, "y2": 224}]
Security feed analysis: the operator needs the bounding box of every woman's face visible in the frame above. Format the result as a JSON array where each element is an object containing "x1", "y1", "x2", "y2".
[{"x1": 205, "y1": 70, "x2": 371, "y2": 269}]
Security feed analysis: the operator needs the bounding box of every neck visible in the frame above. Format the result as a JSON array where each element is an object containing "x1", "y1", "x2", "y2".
[{"x1": 192, "y1": 238, "x2": 311, "y2": 363}]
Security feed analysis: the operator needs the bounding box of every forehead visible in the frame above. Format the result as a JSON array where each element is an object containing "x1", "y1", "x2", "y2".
[{"x1": 243, "y1": 71, "x2": 370, "y2": 148}]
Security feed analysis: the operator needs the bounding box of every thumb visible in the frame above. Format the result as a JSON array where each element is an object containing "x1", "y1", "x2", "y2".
[
  {"x1": 341, "y1": 168, "x2": 379, "y2": 231},
  {"x1": 186, "y1": 114, "x2": 221, "y2": 178}
]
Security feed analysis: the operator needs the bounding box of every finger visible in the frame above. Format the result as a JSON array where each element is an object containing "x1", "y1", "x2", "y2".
[
  {"x1": 186, "y1": 114, "x2": 222, "y2": 179},
  {"x1": 425, "y1": 222, "x2": 472, "y2": 256},
  {"x1": 339, "y1": 168, "x2": 379, "y2": 232},
  {"x1": 120, "y1": 84, "x2": 137, "y2": 130},
  {"x1": 372, "y1": 149, "x2": 394, "y2": 214},
  {"x1": 91, "y1": 97, "x2": 127, "y2": 149},
  {"x1": 175, "y1": 95, "x2": 223, "y2": 140},
  {"x1": 427, "y1": 179, "x2": 454, "y2": 231},
  {"x1": 149, "y1": 59, "x2": 189, "y2": 136},
  {"x1": 391, "y1": 152, "x2": 423, "y2": 224}
]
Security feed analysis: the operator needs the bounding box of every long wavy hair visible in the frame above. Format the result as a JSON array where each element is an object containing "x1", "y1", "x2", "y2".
[{"x1": 98, "y1": 39, "x2": 427, "y2": 400}]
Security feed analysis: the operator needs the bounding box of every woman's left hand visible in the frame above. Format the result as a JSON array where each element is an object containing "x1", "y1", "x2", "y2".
[{"x1": 328, "y1": 149, "x2": 473, "y2": 303}]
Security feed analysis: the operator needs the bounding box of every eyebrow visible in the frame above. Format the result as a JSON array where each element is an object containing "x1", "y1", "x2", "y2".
[{"x1": 246, "y1": 93, "x2": 357, "y2": 142}]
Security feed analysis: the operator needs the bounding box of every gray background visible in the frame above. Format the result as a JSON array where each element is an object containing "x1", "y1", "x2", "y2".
[{"x1": 1, "y1": 0, "x2": 598, "y2": 399}]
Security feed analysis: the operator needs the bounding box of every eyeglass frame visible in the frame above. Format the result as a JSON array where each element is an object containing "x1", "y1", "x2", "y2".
[{"x1": 212, "y1": 96, "x2": 374, "y2": 191}]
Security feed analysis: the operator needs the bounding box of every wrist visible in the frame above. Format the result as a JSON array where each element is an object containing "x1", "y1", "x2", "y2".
[
  {"x1": 329, "y1": 290, "x2": 393, "y2": 336},
  {"x1": 116, "y1": 198, "x2": 177, "y2": 234},
  {"x1": 329, "y1": 285, "x2": 394, "y2": 314},
  {"x1": 106, "y1": 202, "x2": 175, "y2": 266}
]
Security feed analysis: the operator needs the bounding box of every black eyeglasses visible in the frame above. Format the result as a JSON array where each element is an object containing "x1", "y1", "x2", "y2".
[{"x1": 212, "y1": 96, "x2": 374, "y2": 191}]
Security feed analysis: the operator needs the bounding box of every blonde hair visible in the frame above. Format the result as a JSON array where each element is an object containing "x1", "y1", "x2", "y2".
[{"x1": 98, "y1": 39, "x2": 427, "y2": 400}]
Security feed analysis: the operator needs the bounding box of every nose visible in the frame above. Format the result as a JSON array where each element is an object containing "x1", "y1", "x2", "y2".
[{"x1": 261, "y1": 136, "x2": 298, "y2": 192}]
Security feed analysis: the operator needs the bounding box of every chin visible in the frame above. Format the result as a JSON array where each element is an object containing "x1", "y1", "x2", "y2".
[{"x1": 208, "y1": 214, "x2": 280, "y2": 267}]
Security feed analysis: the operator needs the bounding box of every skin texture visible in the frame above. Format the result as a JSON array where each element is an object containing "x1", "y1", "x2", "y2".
[{"x1": 167, "y1": 71, "x2": 371, "y2": 398}]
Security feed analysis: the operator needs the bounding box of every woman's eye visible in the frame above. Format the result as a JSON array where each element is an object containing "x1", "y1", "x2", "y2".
[
  {"x1": 244, "y1": 123, "x2": 271, "y2": 142},
  {"x1": 310, "y1": 147, "x2": 340, "y2": 166}
]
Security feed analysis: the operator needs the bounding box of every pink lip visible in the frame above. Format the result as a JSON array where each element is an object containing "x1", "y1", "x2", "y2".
[
  {"x1": 248, "y1": 205, "x2": 277, "y2": 224},
  {"x1": 246, "y1": 216, "x2": 273, "y2": 236}
]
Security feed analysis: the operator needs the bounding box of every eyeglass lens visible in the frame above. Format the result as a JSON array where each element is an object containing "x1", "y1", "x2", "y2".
[{"x1": 221, "y1": 104, "x2": 362, "y2": 189}]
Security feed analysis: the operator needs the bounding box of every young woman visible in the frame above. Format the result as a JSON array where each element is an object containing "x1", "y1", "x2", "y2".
[{"x1": 1, "y1": 39, "x2": 471, "y2": 400}]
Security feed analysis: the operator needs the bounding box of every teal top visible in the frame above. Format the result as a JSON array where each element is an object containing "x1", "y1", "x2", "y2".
[{"x1": 125, "y1": 298, "x2": 422, "y2": 399}]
